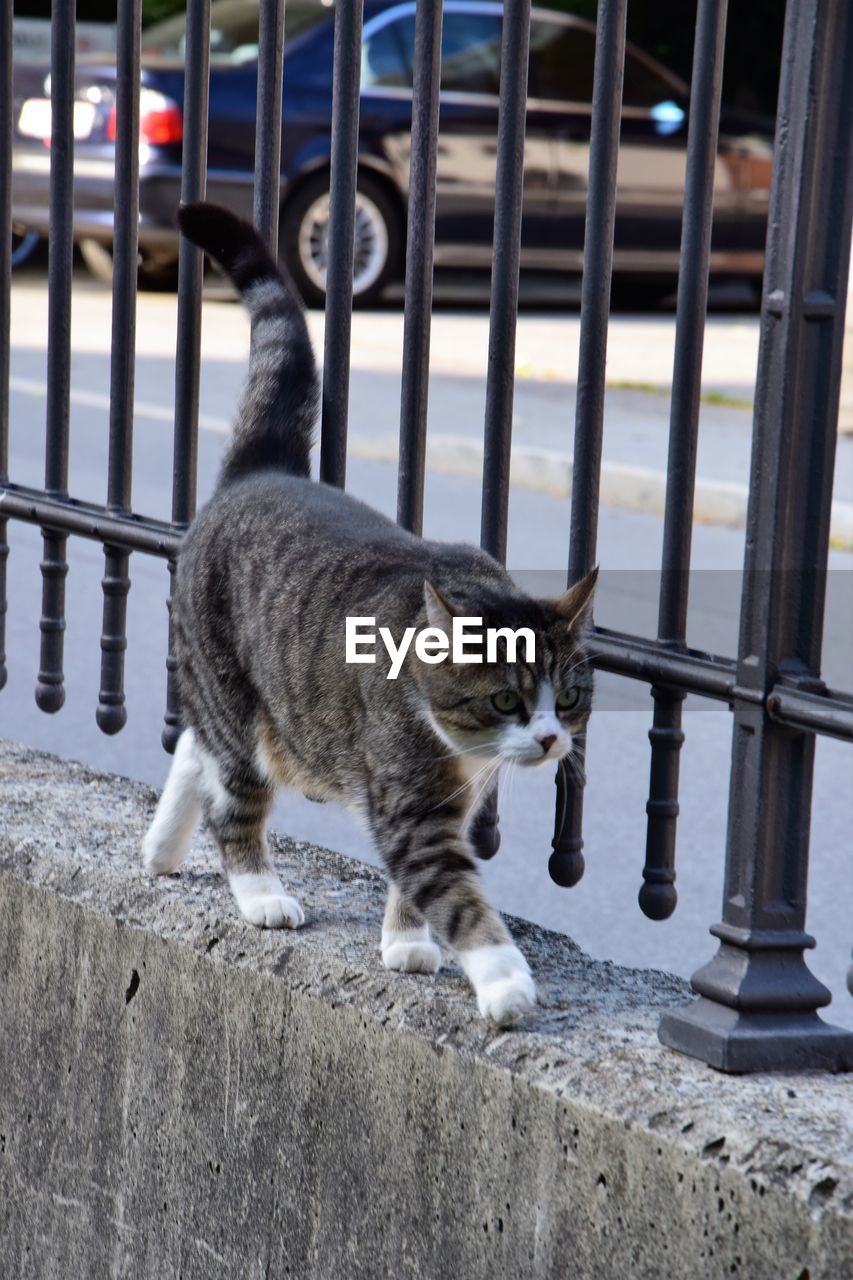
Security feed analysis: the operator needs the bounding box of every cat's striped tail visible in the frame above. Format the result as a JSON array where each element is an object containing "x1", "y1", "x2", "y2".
[{"x1": 177, "y1": 201, "x2": 319, "y2": 484}]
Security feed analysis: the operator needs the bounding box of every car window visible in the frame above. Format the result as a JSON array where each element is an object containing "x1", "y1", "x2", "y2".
[
  {"x1": 141, "y1": 0, "x2": 330, "y2": 64},
  {"x1": 441, "y1": 12, "x2": 501, "y2": 95},
  {"x1": 362, "y1": 17, "x2": 414, "y2": 89},
  {"x1": 529, "y1": 19, "x2": 596, "y2": 104},
  {"x1": 623, "y1": 51, "x2": 679, "y2": 108}
]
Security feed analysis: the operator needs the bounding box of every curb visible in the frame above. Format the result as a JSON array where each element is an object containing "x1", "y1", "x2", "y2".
[{"x1": 350, "y1": 433, "x2": 853, "y2": 551}]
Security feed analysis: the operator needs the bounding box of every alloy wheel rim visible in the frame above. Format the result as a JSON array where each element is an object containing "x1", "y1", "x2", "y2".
[{"x1": 297, "y1": 190, "x2": 389, "y2": 295}]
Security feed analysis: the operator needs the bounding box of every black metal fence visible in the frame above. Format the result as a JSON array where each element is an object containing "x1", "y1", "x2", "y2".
[{"x1": 1, "y1": 0, "x2": 851, "y2": 1073}]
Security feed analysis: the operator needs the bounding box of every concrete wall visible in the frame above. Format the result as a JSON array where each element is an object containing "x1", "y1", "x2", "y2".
[{"x1": 1, "y1": 740, "x2": 851, "y2": 1278}]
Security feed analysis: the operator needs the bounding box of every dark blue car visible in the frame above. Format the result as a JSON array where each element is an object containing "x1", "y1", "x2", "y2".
[{"x1": 12, "y1": 0, "x2": 772, "y2": 303}]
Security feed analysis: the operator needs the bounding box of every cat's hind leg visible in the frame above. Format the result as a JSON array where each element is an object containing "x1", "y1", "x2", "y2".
[
  {"x1": 142, "y1": 728, "x2": 203, "y2": 874},
  {"x1": 381, "y1": 883, "x2": 441, "y2": 975},
  {"x1": 200, "y1": 747, "x2": 304, "y2": 930}
]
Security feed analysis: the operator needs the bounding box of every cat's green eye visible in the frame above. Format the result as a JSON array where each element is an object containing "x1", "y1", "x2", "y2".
[
  {"x1": 556, "y1": 688, "x2": 581, "y2": 711},
  {"x1": 492, "y1": 690, "x2": 521, "y2": 714}
]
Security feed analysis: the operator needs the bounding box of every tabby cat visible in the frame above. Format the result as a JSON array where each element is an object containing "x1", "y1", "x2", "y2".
[{"x1": 142, "y1": 202, "x2": 597, "y2": 1025}]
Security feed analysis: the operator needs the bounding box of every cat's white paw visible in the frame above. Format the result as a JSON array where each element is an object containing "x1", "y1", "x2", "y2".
[
  {"x1": 475, "y1": 971, "x2": 537, "y2": 1025},
  {"x1": 229, "y1": 872, "x2": 304, "y2": 930},
  {"x1": 142, "y1": 829, "x2": 185, "y2": 876},
  {"x1": 457, "y1": 942, "x2": 536, "y2": 1026},
  {"x1": 242, "y1": 893, "x2": 304, "y2": 929},
  {"x1": 382, "y1": 936, "x2": 442, "y2": 974}
]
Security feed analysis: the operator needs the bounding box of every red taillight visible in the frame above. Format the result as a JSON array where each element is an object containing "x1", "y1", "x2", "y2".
[
  {"x1": 140, "y1": 100, "x2": 183, "y2": 146},
  {"x1": 105, "y1": 91, "x2": 182, "y2": 146}
]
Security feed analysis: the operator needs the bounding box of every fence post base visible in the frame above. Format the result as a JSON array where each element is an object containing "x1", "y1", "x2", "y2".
[{"x1": 659, "y1": 998, "x2": 853, "y2": 1074}]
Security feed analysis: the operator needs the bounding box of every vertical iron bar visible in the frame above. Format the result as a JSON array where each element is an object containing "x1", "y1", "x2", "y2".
[
  {"x1": 253, "y1": 0, "x2": 286, "y2": 253},
  {"x1": 0, "y1": 0, "x2": 12, "y2": 690},
  {"x1": 97, "y1": 0, "x2": 142, "y2": 735},
  {"x1": 163, "y1": 0, "x2": 211, "y2": 752},
  {"x1": 472, "y1": 0, "x2": 531, "y2": 862},
  {"x1": 35, "y1": 0, "x2": 76, "y2": 713},
  {"x1": 550, "y1": 0, "x2": 627, "y2": 887},
  {"x1": 640, "y1": 0, "x2": 729, "y2": 921},
  {"x1": 319, "y1": 0, "x2": 364, "y2": 488},
  {"x1": 642, "y1": 686, "x2": 685, "y2": 914},
  {"x1": 660, "y1": 0, "x2": 853, "y2": 1072},
  {"x1": 479, "y1": 0, "x2": 531, "y2": 564},
  {"x1": 396, "y1": 0, "x2": 443, "y2": 536}
]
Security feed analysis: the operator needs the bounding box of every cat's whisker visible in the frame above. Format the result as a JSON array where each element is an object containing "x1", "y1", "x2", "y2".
[
  {"x1": 561, "y1": 655, "x2": 592, "y2": 680},
  {"x1": 565, "y1": 750, "x2": 587, "y2": 788},
  {"x1": 465, "y1": 753, "x2": 505, "y2": 812},
  {"x1": 467, "y1": 755, "x2": 505, "y2": 822},
  {"x1": 426, "y1": 743, "x2": 500, "y2": 761},
  {"x1": 432, "y1": 754, "x2": 502, "y2": 812},
  {"x1": 497, "y1": 759, "x2": 514, "y2": 814}
]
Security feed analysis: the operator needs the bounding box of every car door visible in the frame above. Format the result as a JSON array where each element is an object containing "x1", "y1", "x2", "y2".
[
  {"x1": 613, "y1": 47, "x2": 741, "y2": 269},
  {"x1": 434, "y1": 3, "x2": 555, "y2": 266},
  {"x1": 539, "y1": 14, "x2": 742, "y2": 273},
  {"x1": 525, "y1": 13, "x2": 596, "y2": 270},
  {"x1": 359, "y1": 1, "x2": 556, "y2": 269}
]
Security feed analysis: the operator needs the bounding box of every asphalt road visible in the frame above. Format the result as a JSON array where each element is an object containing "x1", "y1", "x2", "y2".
[{"x1": 3, "y1": 271, "x2": 852, "y2": 1029}]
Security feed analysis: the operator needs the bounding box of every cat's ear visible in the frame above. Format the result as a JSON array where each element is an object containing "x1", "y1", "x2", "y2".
[
  {"x1": 552, "y1": 566, "x2": 598, "y2": 632},
  {"x1": 424, "y1": 581, "x2": 461, "y2": 634}
]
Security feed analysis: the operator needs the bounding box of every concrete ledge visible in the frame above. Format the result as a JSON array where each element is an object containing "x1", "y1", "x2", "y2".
[{"x1": 1, "y1": 740, "x2": 851, "y2": 1279}]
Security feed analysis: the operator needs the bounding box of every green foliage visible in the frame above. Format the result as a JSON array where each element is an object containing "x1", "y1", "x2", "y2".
[{"x1": 142, "y1": 0, "x2": 188, "y2": 26}]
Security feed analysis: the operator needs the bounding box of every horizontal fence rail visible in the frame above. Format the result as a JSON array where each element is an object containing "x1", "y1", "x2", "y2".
[{"x1": 0, "y1": 0, "x2": 851, "y2": 1073}]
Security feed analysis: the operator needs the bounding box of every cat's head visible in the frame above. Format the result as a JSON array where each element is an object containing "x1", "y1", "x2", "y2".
[{"x1": 416, "y1": 568, "x2": 597, "y2": 768}]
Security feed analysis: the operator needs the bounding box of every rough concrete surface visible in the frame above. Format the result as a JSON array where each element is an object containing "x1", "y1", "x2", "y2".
[{"x1": 1, "y1": 740, "x2": 851, "y2": 1280}]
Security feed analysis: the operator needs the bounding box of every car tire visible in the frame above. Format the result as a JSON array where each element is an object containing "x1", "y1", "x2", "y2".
[
  {"x1": 280, "y1": 171, "x2": 401, "y2": 308},
  {"x1": 79, "y1": 238, "x2": 180, "y2": 291}
]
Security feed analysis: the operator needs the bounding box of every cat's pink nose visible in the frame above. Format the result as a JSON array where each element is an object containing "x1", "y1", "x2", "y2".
[{"x1": 537, "y1": 734, "x2": 557, "y2": 753}]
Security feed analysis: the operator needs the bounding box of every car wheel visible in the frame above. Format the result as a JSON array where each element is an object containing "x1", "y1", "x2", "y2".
[
  {"x1": 78, "y1": 238, "x2": 180, "y2": 291},
  {"x1": 280, "y1": 171, "x2": 401, "y2": 308},
  {"x1": 11, "y1": 229, "x2": 40, "y2": 269}
]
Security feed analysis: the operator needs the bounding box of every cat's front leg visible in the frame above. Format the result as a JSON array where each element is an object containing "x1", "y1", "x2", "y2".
[
  {"x1": 373, "y1": 814, "x2": 535, "y2": 1026},
  {"x1": 381, "y1": 883, "x2": 441, "y2": 974},
  {"x1": 455, "y1": 942, "x2": 536, "y2": 1025}
]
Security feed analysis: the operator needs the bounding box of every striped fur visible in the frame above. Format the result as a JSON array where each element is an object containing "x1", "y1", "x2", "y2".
[
  {"x1": 178, "y1": 201, "x2": 319, "y2": 484},
  {"x1": 143, "y1": 202, "x2": 597, "y2": 1026}
]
